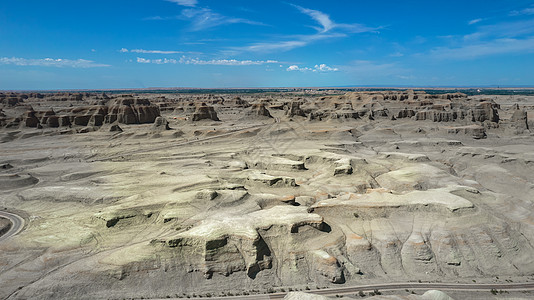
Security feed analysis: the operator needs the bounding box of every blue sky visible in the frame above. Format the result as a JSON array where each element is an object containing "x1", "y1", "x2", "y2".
[{"x1": 1, "y1": 0, "x2": 534, "y2": 89}]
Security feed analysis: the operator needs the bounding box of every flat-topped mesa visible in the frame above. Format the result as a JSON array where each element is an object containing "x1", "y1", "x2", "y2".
[
  {"x1": 328, "y1": 104, "x2": 362, "y2": 120},
  {"x1": 223, "y1": 96, "x2": 251, "y2": 108},
  {"x1": 243, "y1": 103, "x2": 273, "y2": 118},
  {"x1": 105, "y1": 98, "x2": 160, "y2": 124},
  {"x1": 1, "y1": 94, "x2": 27, "y2": 106},
  {"x1": 15, "y1": 97, "x2": 160, "y2": 128},
  {"x1": 191, "y1": 103, "x2": 220, "y2": 121},
  {"x1": 65, "y1": 105, "x2": 107, "y2": 126},
  {"x1": 190, "y1": 94, "x2": 225, "y2": 105}
]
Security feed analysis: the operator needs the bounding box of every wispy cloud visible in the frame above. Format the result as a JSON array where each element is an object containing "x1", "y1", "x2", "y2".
[
  {"x1": 136, "y1": 56, "x2": 278, "y2": 66},
  {"x1": 292, "y1": 5, "x2": 335, "y2": 33},
  {"x1": 468, "y1": 18, "x2": 483, "y2": 25},
  {"x1": 429, "y1": 37, "x2": 534, "y2": 60},
  {"x1": 147, "y1": 5, "x2": 264, "y2": 31},
  {"x1": 120, "y1": 48, "x2": 183, "y2": 54},
  {"x1": 291, "y1": 4, "x2": 378, "y2": 34},
  {"x1": 464, "y1": 19, "x2": 534, "y2": 41},
  {"x1": 238, "y1": 33, "x2": 346, "y2": 53},
  {"x1": 180, "y1": 8, "x2": 264, "y2": 31},
  {"x1": 509, "y1": 6, "x2": 534, "y2": 16},
  {"x1": 166, "y1": 0, "x2": 197, "y2": 7},
  {"x1": 0, "y1": 57, "x2": 110, "y2": 68},
  {"x1": 389, "y1": 52, "x2": 404, "y2": 57},
  {"x1": 287, "y1": 63, "x2": 339, "y2": 72},
  {"x1": 234, "y1": 4, "x2": 378, "y2": 53},
  {"x1": 425, "y1": 17, "x2": 534, "y2": 60}
]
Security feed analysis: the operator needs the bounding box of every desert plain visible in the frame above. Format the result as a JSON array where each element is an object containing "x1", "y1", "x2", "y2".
[{"x1": 1, "y1": 89, "x2": 534, "y2": 299}]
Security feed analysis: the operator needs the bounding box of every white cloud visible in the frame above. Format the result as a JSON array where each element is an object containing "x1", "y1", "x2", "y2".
[
  {"x1": 136, "y1": 56, "x2": 278, "y2": 66},
  {"x1": 166, "y1": 0, "x2": 197, "y2": 7},
  {"x1": 0, "y1": 57, "x2": 110, "y2": 68},
  {"x1": 315, "y1": 64, "x2": 338, "y2": 71},
  {"x1": 137, "y1": 57, "x2": 153, "y2": 63},
  {"x1": 286, "y1": 63, "x2": 338, "y2": 72},
  {"x1": 468, "y1": 18, "x2": 483, "y2": 25},
  {"x1": 287, "y1": 65, "x2": 301, "y2": 71},
  {"x1": 121, "y1": 48, "x2": 183, "y2": 54},
  {"x1": 184, "y1": 58, "x2": 278, "y2": 66}
]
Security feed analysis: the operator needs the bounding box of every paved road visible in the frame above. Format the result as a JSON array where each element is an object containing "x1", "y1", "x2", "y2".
[
  {"x1": 178, "y1": 281, "x2": 534, "y2": 300},
  {"x1": 0, "y1": 211, "x2": 24, "y2": 242}
]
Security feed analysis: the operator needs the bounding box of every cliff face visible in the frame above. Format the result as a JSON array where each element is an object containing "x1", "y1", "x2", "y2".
[{"x1": 7, "y1": 97, "x2": 161, "y2": 129}]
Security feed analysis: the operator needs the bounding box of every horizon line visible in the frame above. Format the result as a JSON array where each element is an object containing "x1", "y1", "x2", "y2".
[{"x1": 2, "y1": 85, "x2": 534, "y2": 93}]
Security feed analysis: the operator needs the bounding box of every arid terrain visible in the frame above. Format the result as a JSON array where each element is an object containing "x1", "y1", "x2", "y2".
[{"x1": 1, "y1": 89, "x2": 534, "y2": 299}]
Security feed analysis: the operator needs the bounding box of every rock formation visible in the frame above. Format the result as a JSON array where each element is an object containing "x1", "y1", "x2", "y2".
[
  {"x1": 152, "y1": 116, "x2": 171, "y2": 131},
  {"x1": 511, "y1": 104, "x2": 529, "y2": 131},
  {"x1": 471, "y1": 100, "x2": 499, "y2": 123},
  {"x1": 192, "y1": 103, "x2": 220, "y2": 121},
  {"x1": 243, "y1": 103, "x2": 273, "y2": 118},
  {"x1": 23, "y1": 109, "x2": 40, "y2": 128},
  {"x1": 286, "y1": 101, "x2": 306, "y2": 117},
  {"x1": 106, "y1": 98, "x2": 160, "y2": 124}
]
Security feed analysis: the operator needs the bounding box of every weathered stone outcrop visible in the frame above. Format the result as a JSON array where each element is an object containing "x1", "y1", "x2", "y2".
[
  {"x1": 192, "y1": 103, "x2": 219, "y2": 121},
  {"x1": 106, "y1": 98, "x2": 160, "y2": 124},
  {"x1": 471, "y1": 101, "x2": 499, "y2": 123},
  {"x1": 14, "y1": 97, "x2": 160, "y2": 128},
  {"x1": 243, "y1": 103, "x2": 272, "y2": 118},
  {"x1": 286, "y1": 101, "x2": 306, "y2": 117},
  {"x1": 447, "y1": 125, "x2": 486, "y2": 139},
  {"x1": 224, "y1": 96, "x2": 251, "y2": 108},
  {"x1": 23, "y1": 110, "x2": 40, "y2": 128},
  {"x1": 415, "y1": 110, "x2": 457, "y2": 122},
  {"x1": 153, "y1": 206, "x2": 324, "y2": 279},
  {"x1": 152, "y1": 116, "x2": 171, "y2": 131},
  {"x1": 1, "y1": 95, "x2": 26, "y2": 106},
  {"x1": 395, "y1": 108, "x2": 416, "y2": 119},
  {"x1": 511, "y1": 104, "x2": 529, "y2": 131}
]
